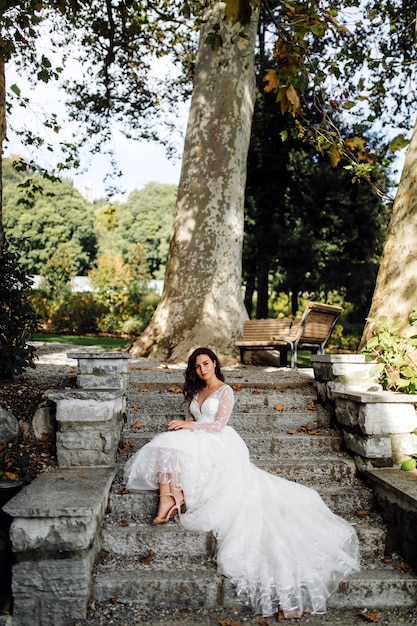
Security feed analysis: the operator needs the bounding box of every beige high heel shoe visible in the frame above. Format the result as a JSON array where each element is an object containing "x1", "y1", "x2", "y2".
[
  {"x1": 170, "y1": 487, "x2": 186, "y2": 519},
  {"x1": 151, "y1": 494, "x2": 178, "y2": 525}
]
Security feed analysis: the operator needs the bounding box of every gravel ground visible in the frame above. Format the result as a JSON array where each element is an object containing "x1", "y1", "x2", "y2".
[{"x1": 2, "y1": 343, "x2": 417, "y2": 625}]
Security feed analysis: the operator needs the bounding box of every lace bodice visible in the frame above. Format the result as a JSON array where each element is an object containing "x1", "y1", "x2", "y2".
[{"x1": 186, "y1": 384, "x2": 234, "y2": 433}]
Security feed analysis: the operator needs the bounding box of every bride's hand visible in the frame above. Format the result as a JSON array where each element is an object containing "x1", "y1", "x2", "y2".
[{"x1": 168, "y1": 420, "x2": 191, "y2": 430}]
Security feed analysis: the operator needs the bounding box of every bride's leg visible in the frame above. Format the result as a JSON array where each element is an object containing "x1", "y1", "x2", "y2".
[
  {"x1": 170, "y1": 472, "x2": 186, "y2": 513},
  {"x1": 153, "y1": 474, "x2": 176, "y2": 522}
]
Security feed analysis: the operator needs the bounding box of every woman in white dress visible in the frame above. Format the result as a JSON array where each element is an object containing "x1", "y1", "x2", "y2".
[{"x1": 124, "y1": 347, "x2": 360, "y2": 618}]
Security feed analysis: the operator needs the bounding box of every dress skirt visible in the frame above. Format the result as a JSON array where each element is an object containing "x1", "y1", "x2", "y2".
[{"x1": 124, "y1": 424, "x2": 360, "y2": 617}]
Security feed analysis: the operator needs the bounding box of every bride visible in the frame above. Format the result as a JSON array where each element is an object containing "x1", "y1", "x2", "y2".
[{"x1": 124, "y1": 347, "x2": 360, "y2": 618}]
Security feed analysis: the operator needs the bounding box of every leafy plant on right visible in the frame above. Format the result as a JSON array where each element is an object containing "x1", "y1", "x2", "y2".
[{"x1": 362, "y1": 311, "x2": 417, "y2": 394}]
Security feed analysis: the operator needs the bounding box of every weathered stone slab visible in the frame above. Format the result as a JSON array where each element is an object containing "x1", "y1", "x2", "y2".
[
  {"x1": 0, "y1": 405, "x2": 18, "y2": 443},
  {"x1": 390, "y1": 432, "x2": 417, "y2": 461},
  {"x1": 69, "y1": 351, "x2": 131, "y2": 374},
  {"x1": 358, "y1": 403, "x2": 417, "y2": 435},
  {"x1": 343, "y1": 431, "x2": 392, "y2": 459},
  {"x1": 365, "y1": 468, "x2": 417, "y2": 571},
  {"x1": 10, "y1": 514, "x2": 99, "y2": 552},
  {"x1": 32, "y1": 403, "x2": 55, "y2": 439},
  {"x1": 48, "y1": 389, "x2": 124, "y2": 423},
  {"x1": 3, "y1": 467, "x2": 115, "y2": 519}
]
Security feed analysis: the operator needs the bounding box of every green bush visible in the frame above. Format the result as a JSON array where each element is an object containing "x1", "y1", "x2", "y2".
[
  {"x1": 362, "y1": 312, "x2": 417, "y2": 393},
  {"x1": 0, "y1": 239, "x2": 39, "y2": 379}
]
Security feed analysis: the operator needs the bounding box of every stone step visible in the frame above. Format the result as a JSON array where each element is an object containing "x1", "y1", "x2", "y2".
[
  {"x1": 120, "y1": 432, "x2": 344, "y2": 459},
  {"x1": 100, "y1": 517, "x2": 386, "y2": 564},
  {"x1": 124, "y1": 408, "x2": 332, "y2": 434},
  {"x1": 126, "y1": 385, "x2": 322, "y2": 416},
  {"x1": 251, "y1": 457, "x2": 358, "y2": 486},
  {"x1": 92, "y1": 560, "x2": 417, "y2": 610},
  {"x1": 108, "y1": 482, "x2": 375, "y2": 521}
]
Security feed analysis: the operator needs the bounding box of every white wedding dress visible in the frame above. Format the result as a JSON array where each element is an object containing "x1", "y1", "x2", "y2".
[{"x1": 124, "y1": 384, "x2": 360, "y2": 618}]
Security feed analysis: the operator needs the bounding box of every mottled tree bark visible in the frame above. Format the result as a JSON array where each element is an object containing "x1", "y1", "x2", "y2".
[
  {"x1": 0, "y1": 58, "x2": 6, "y2": 257},
  {"x1": 360, "y1": 118, "x2": 417, "y2": 346},
  {"x1": 131, "y1": 2, "x2": 259, "y2": 363}
]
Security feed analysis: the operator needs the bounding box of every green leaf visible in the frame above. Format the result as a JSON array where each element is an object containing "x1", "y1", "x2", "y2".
[
  {"x1": 10, "y1": 83, "x2": 21, "y2": 96},
  {"x1": 401, "y1": 458, "x2": 416, "y2": 471},
  {"x1": 389, "y1": 134, "x2": 410, "y2": 153}
]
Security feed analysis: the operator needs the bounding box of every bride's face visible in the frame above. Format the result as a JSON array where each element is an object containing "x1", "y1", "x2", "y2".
[{"x1": 195, "y1": 354, "x2": 216, "y2": 383}]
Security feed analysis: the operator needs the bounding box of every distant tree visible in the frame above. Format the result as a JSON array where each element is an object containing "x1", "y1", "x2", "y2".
[
  {"x1": 3, "y1": 170, "x2": 97, "y2": 274},
  {"x1": 114, "y1": 182, "x2": 177, "y2": 279}
]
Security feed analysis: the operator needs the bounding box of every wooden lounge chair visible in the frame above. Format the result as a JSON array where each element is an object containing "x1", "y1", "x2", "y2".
[
  {"x1": 235, "y1": 318, "x2": 292, "y2": 365},
  {"x1": 235, "y1": 302, "x2": 343, "y2": 368},
  {"x1": 272, "y1": 302, "x2": 343, "y2": 369}
]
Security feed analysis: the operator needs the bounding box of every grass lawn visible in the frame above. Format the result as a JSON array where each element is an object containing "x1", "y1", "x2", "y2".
[{"x1": 32, "y1": 333, "x2": 132, "y2": 350}]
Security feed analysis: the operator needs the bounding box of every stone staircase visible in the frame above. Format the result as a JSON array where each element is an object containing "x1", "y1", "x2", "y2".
[{"x1": 91, "y1": 362, "x2": 417, "y2": 613}]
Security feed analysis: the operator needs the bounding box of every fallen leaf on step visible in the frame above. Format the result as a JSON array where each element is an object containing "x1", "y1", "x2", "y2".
[
  {"x1": 359, "y1": 610, "x2": 379, "y2": 622},
  {"x1": 287, "y1": 430, "x2": 297, "y2": 435},
  {"x1": 306, "y1": 402, "x2": 319, "y2": 411},
  {"x1": 274, "y1": 403, "x2": 285, "y2": 411},
  {"x1": 132, "y1": 405, "x2": 142, "y2": 411},
  {"x1": 117, "y1": 488, "x2": 130, "y2": 495},
  {"x1": 356, "y1": 510, "x2": 369, "y2": 517},
  {"x1": 118, "y1": 441, "x2": 134, "y2": 454},
  {"x1": 139, "y1": 387, "x2": 149, "y2": 392},
  {"x1": 107, "y1": 597, "x2": 117, "y2": 604},
  {"x1": 168, "y1": 386, "x2": 183, "y2": 393},
  {"x1": 232, "y1": 383, "x2": 242, "y2": 391},
  {"x1": 118, "y1": 519, "x2": 130, "y2": 527},
  {"x1": 275, "y1": 385, "x2": 286, "y2": 392},
  {"x1": 140, "y1": 549, "x2": 155, "y2": 565},
  {"x1": 396, "y1": 562, "x2": 414, "y2": 574},
  {"x1": 132, "y1": 421, "x2": 143, "y2": 429},
  {"x1": 252, "y1": 389, "x2": 261, "y2": 394},
  {"x1": 218, "y1": 621, "x2": 241, "y2": 626}
]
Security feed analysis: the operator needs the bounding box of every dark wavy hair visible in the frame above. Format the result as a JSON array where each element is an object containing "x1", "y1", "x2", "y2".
[{"x1": 183, "y1": 347, "x2": 225, "y2": 402}]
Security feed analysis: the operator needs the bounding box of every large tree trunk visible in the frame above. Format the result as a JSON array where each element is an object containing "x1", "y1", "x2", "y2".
[
  {"x1": 360, "y1": 118, "x2": 417, "y2": 347},
  {"x1": 131, "y1": 2, "x2": 259, "y2": 364},
  {"x1": 0, "y1": 58, "x2": 6, "y2": 257}
]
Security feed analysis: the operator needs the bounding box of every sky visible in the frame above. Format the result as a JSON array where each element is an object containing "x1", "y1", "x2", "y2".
[
  {"x1": 5, "y1": 57, "x2": 407, "y2": 205},
  {"x1": 5, "y1": 61, "x2": 189, "y2": 202}
]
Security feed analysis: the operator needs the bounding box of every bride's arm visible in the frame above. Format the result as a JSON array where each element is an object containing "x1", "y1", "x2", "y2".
[{"x1": 182, "y1": 386, "x2": 234, "y2": 433}]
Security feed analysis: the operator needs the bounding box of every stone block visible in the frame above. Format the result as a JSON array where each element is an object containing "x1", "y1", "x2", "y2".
[
  {"x1": 12, "y1": 549, "x2": 96, "y2": 597},
  {"x1": 358, "y1": 403, "x2": 417, "y2": 435},
  {"x1": 390, "y1": 433, "x2": 417, "y2": 463},
  {"x1": 77, "y1": 372, "x2": 129, "y2": 391},
  {"x1": 11, "y1": 597, "x2": 41, "y2": 626},
  {"x1": 40, "y1": 596, "x2": 89, "y2": 626},
  {"x1": 335, "y1": 399, "x2": 360, "y2": 427},
  {"x1": 343, "y1": 431, "x2": 392, "y2": 459},
  {"x1": 57, "y1": 425, "x2": 122, "y2": 467},
  {"x1": 0, "y1": 406, "x2": 18, "y2": 443},
  {"x1": 10, "y1": 515, "x2": 99, "y2": 552},
  {"x1": 3, "y1": 467, "x2": 115, "y2": 520},
  {"x1": 32, "y1": 404, "x2": 56, "y2": 439},
  {"x1": 48, "y1": 389, "x2": 124, "y2": 424},
  {"x1": 70, "y1": 351, "x2": 131, "y2": 375}
]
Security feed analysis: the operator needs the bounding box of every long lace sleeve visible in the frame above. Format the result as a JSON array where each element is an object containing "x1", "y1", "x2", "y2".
[{"x1": 190, "y1": 385, "x2": 234, "y2": 433}]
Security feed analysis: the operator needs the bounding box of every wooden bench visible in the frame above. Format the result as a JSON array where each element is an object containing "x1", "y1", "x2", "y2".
[
  {"x1": 236, "y1": 302, "x2": 343, "y2": 369},
  {"x1": 235, "y1": 318, "x2": 292, "y2": 365}
]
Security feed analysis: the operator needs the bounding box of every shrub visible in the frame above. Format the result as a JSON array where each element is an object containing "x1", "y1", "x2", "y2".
[
  {"x1": 362, "y1": 312, "x2": 417, "y2": 393},
  {"x1": 0, "y1": 239, "x2": 39, "y2": 379}
]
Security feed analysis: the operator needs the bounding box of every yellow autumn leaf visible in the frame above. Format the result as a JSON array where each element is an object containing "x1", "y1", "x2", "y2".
[
  {"x1": 263, "y1": 69, "x2": 279, "y2": 93},
  {"x1": 224, "y1": 0, "x2": 240, "y2": 23},
  {"x1": 132, "y1": 421, "x2": 143, "y2": 429},
  {"x1": 328, "y1": 144, "x2": 342, "y2": 168},
  {"x1": 274, "y1": 403, "x2": 285, "y2": 411}
]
